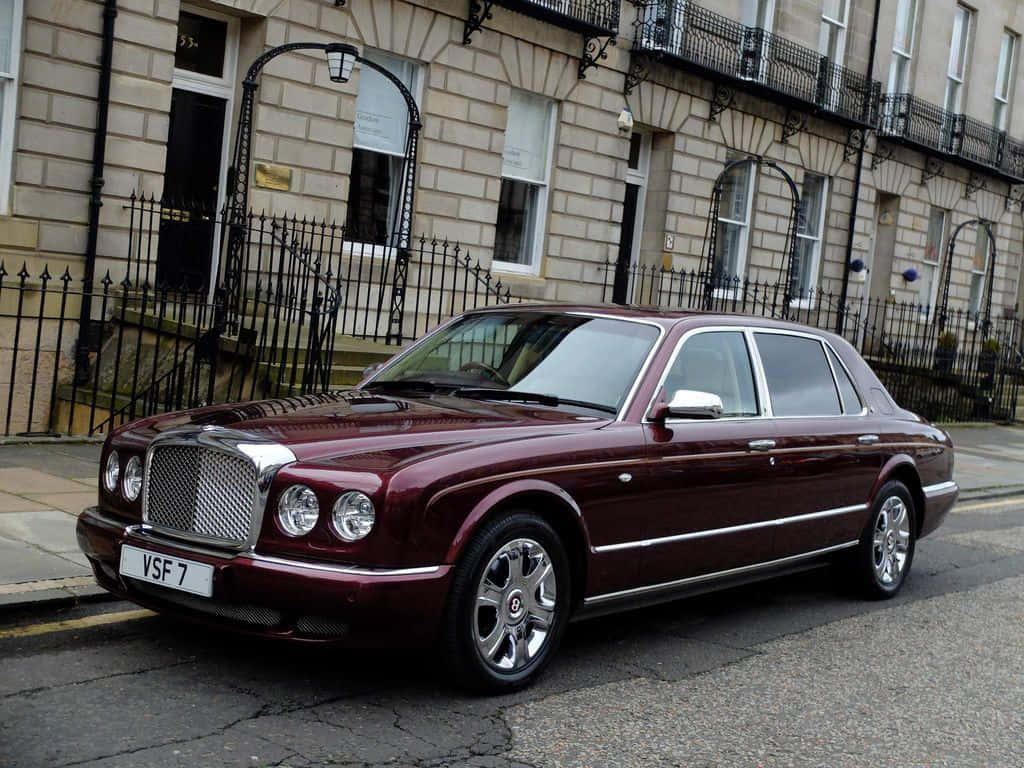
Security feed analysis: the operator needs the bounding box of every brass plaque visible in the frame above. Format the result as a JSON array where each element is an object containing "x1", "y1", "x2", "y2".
[{"x1": 254, "y1": 162, "x2": 292, "y2": 191}]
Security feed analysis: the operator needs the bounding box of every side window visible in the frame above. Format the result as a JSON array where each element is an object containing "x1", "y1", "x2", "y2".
[
  {"x1": 755, "y1": 333, "x2": 841, "y2": 417},
  {"x1": 663, "y1": 332, "x2": 759, "y2": 417},
  {"x1": 826, "y1": 346, "x2": 862, "y2": 414}
]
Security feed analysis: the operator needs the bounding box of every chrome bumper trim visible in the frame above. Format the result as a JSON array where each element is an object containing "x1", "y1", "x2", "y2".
[
  {"x1": 923, "y1": 481, "x2": 959, "y2": 498},
  {"x1": 593, "y1": 503, "x2": 867, "y2": 554},
  {"x1": 81, "y1": 507, "x2": 440, "y2": 578},
  {"x1": 585, "y1": 540, "x2": 859, "y2": 605}
]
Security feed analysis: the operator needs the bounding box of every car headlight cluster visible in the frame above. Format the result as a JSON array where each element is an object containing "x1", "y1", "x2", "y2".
[
  {"x1": 276, "y1": 486, "x2": 375, "y2": 542},
  {"x1": 103, "y1": 451, "x2": 144, "y2": 502}
]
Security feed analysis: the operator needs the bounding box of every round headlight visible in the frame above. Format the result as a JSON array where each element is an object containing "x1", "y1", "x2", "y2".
[
  {"x1": 277, "y1": 485, "x2": 320, "y2": 537},
  {"x1": 331, "y1": 491, "x2": 376, "y2": 542},
  {"x1": 103, "y1": 451, "x2": 120, "y2": 493},
  {"x1": 122, "y1": 455, "x2": 143, "y2": 501}
]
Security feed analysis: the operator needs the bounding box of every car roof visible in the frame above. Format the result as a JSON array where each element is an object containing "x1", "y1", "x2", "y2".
[{"x1": 465, "y1": 302, "x2": 839, "y2": 338}]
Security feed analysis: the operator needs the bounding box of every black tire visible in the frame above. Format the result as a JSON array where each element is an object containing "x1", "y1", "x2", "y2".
[
  {"x1": 853, "y1": 480, "x2": 917, "y2": 600},
  {"x1": 440, "y1": 511, "x2": 571, "y2": 693}
]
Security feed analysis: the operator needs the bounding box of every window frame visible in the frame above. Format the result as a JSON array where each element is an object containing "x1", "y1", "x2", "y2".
[
  {"x1": 993, "y1": 29, "x2": 1018, "y2": 132},
  {"x1": 0, "y1": 0, "x2": 24, "y2": 215},
  {"x1": 492, "y1": 91, "x2": 558, "y2": 276},
  {"x1": 713, "y1": 156, "x2": 757, "y2": 297},
  {"x1": 918, "y1": 206, "x2": 948, "y2": 319},
  {"x1": 643, "y1": 325, "x2": 867, "y2": 423},
  {"x1": 346, "y1": 48, "x2": 425, "y2": 259},
  {"x1": 943, "y1": 4, "x2": 973, "y2": 115},
  {"x1": 887, "y1": 0, "x2": 918, "y2": 93},
  {"x1": 968, "y1": 223, "x2": 992, "y2": 320},
  {"x1": 819, "y1": 0, "x2": 850, "y2": 65},
  {"x1": 791, "y1": 172, "x2": 829, "y2": 310}
]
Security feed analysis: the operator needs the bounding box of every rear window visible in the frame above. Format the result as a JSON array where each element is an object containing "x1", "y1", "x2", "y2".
[{"x1": 755, "y1": 333, "x2": 841, "y2": 417}]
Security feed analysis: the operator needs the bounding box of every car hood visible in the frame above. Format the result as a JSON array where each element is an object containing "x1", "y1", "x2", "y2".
[{"x1": 123, "y1": 390, "x2": 610, "y2": 469}]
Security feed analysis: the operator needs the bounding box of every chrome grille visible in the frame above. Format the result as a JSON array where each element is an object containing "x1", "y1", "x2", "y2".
[{"x1": 144, "y1": 445, "x2": 258, "y2": 546}]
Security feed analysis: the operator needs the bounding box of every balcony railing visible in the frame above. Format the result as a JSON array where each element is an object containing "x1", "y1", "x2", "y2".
[
  {"x1": 490, "y1": 0, "x2": 619, "y2": 36},
  {"x1": 879, "y1": 94, "x2": 1024, "y2": 183},
  {"x1": 632, "y1": 1, "x2": 880, "y2": 127}
]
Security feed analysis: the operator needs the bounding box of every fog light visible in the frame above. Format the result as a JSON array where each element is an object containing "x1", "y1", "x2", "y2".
[
  {"x1": 277, "y1": 485, "x2": 320, "y2": 537},
  {"x1": 103, "y1": 451, "x2": 119, "y2": 493},
  {"x1": 122, "y1": 455, "x2": 143, "y2": 501},
  {"x1": 331, "y1": 491, "x2": 375, "y2": 542}
]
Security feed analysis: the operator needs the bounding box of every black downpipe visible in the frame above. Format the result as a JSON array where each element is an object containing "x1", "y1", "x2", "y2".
[
  {"x1": 74, "y1": 0, "x2": 118, "y2": 383},
  {"x1": 837, "y1": 0, "x2": 882, "y2": 335}
]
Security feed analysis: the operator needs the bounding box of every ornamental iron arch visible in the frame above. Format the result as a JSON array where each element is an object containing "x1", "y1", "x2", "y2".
[
  {"x1": 221, "y1": 42, "x2": 422, "y2": 343},
  {"x1": 936, "y1": 218, "x2": 997, "y2": 335},
  {"x1": 699, "y1": 155, "x2": 802, "y2": 315}
]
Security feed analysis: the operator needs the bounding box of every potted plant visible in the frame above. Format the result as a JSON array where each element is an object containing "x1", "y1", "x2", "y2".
[
  {"x1": 934, "y1": 331, "x2": 958, "y2": 374},
  {"x1": 979, "y1": 337, "x2": 1000, "y2": 375}
]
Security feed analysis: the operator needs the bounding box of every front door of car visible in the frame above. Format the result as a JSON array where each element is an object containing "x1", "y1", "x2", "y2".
[
  {"x1": 637, "y1": 329, "x2": 781, "y2": 586},
  {"x1": 751, "y1": 331, "x2": 883, "y2": 559}
]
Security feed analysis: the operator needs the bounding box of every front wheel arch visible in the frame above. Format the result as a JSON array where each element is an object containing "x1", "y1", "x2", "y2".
[{"x1": 444, "y1": 483, "x2": 590, "y2": 611}]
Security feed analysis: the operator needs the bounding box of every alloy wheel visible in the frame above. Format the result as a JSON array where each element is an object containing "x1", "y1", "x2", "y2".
[
  {"x1": 872, "y1": 495, "x2": 911, "y2": 585},
  {"x1": 473, "y1": 538, "x2": 557, "y2": 673}
]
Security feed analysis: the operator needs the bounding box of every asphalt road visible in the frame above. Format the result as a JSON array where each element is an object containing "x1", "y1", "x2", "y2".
[{"x1": 1, "y1": 496, "x2": 1022, "y2": 768}]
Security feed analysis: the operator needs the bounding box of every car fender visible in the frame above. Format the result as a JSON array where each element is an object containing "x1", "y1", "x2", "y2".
[{"x1": 442, "y1": 478, "x2": 592, "y2": 564}]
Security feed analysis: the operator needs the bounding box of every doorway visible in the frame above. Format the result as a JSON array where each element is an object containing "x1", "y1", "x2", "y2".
[
  {"x1": 156, "y1": 6, "x2": 238, "y2": 291},
  {"x1": 613, "y1": 132, "x2": 651, "y2": 304}
]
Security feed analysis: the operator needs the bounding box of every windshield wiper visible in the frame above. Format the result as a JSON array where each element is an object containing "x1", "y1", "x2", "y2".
[{"x1": 453, "y1": 388, "x2": 617, "y2": 415}]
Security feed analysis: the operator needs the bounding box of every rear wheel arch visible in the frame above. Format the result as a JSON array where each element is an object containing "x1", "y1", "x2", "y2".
[{"x1": 875, "y1": 460, "x2": 925, "y2": 535}]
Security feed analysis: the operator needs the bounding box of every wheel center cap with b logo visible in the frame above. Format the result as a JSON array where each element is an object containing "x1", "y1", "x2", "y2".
[{"x1": 506, "y1": 589, "x2": 525, "y2": 621}]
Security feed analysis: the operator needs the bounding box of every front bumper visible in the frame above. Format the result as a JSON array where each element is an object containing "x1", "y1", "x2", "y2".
[{"x1": 76, "y1": 506, "x2": 452, "y2": 645}]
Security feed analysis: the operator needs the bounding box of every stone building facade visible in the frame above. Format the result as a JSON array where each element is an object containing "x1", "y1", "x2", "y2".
[{"x1": 3, "y1": 0, "x2": 1024, "y2": 320}]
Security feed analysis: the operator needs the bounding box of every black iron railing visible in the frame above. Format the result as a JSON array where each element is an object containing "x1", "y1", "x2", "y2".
[
  {"x1": 632, "y1": 1, "x2": 879, "y2": 126},
  {"x1": 494, "y1": 0, "x2": 619, "y2": 35},
  {"x1": 0, "y1": 200, "x2": 522, "y2": 437},
  {"x1": 603, "y1": 262, "x2": 1023, "y2": 423},
  {"x1": 879, "y1": 94, "x2": 1024, "y2": 182}
]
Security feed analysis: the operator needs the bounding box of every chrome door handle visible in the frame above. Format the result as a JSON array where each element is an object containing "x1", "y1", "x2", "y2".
[
  {"x1": 748, "y1": 439, "x2": 776, "y2": 452},
  {"x1": 857, "y1": 434, "x2": 880, "y2": 445}
]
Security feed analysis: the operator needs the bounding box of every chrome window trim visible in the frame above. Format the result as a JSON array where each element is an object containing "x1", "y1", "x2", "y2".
[
  {"x1": 644, "y1": 325, "x2": 767, "y2": 422},
  {"x1": 584, "y1": 540, "x2": 859, "y2": 605},
  {"x1": 141, "y1": 425, "x2": 297, "y2": 552},
  {"x1": 749, "y1": 327, "x2": 871, "y2": 419},
  {"x1": 593, "y1": 503, "x2": 867, "y2": 553},
  {"x1": 923, "y1": 480, "x2": 958, "y2": 498},
  {"x1": 361, "y1": 307, "x2": 667, "y2": 423},
  {"x1": 643, "y1": 324, "x2": 871, "y2": 422}
]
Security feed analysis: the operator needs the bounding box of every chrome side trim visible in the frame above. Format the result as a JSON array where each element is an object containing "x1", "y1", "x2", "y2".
[
  {"x1": 923, "y1": 481, "x2": 958, "y2": 498},
  {"x1": 593, "y1": 504, "x2": 867, "y2": 553},
  {"x1": 584, "y1": 540, "x2": 859, "y2": 605},
  {"x1": 87, "y1": 508, "x2": 441, "y2": 578}
]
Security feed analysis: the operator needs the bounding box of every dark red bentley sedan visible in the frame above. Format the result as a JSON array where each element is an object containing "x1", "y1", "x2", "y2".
[{"x1": 78, "y1": 306, "x2": 957, "y2": 690}]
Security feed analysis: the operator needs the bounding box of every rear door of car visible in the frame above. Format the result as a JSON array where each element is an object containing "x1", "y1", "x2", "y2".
[
  {"x1": 633, "y1": 327, "x2": 782, "y2": 587},
  {"x1": 750, "y1": 330, "x2": 882, "y2": 559}
]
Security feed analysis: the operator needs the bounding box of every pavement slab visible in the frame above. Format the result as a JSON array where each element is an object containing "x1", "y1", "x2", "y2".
[
  {"x1": 0, "y1": 467, "x2": 91, "y2": 494},
  {"x1": 0, "y1": 491, "x2": 48, "y2": 513},
  {"x1": 0, "y1": 510, "x2": 84, "y2": 555},
  {"x1": 22, "y1": 490, "x2": 97, "y2": 515},
  {"x1": 0, "y1": 535, "x2": 88, "y2": 584}
]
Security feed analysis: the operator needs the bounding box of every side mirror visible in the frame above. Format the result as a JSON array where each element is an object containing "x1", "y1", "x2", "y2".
[{"x1": 665, "y1": 389, "x2": 723, "y2": 419}]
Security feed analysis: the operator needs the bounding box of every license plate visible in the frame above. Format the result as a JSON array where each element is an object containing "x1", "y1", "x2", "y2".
[{"x1": 119, "y1": 545, "x2": 214, "y2": 597}]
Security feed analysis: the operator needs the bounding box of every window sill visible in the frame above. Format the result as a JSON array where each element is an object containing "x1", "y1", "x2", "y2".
[{"x1": 491, "y1": 260, "x2": 541, "y2": 277}]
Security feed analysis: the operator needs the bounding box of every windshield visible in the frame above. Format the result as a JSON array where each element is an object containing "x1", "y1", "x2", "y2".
[{"x1": 367, "y1": 312, "x2": 660, "y2": 414}]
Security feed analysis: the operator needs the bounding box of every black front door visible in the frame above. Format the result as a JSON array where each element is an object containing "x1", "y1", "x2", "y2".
[
  {"x1": 156, "y1": 88, "x2": 227, "y2": 290},
  {"x1": 612, "y1": 183, "x2": 639, "y2": 305}
]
